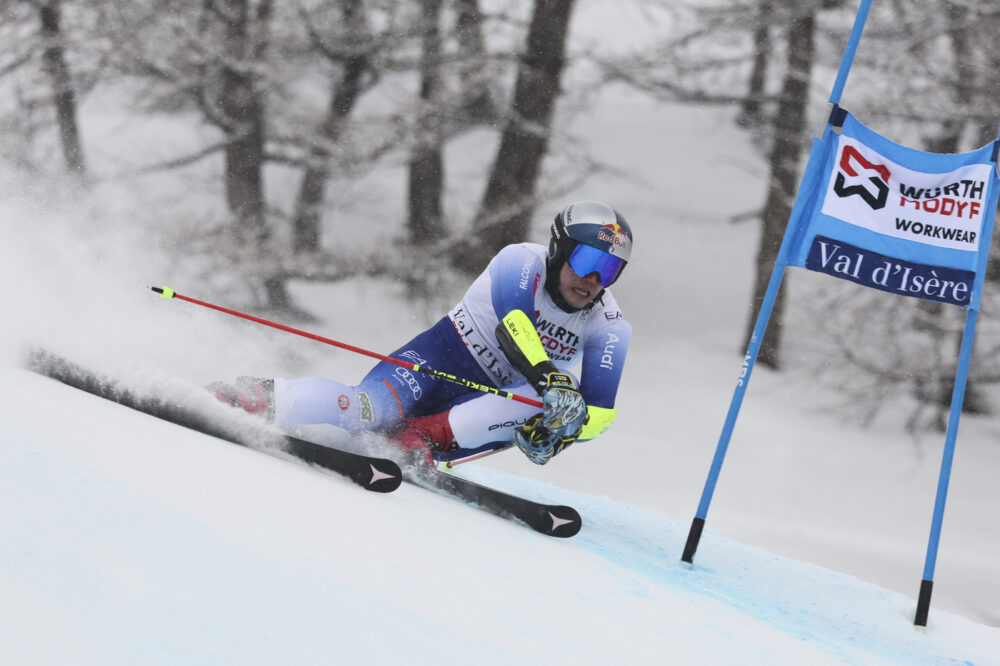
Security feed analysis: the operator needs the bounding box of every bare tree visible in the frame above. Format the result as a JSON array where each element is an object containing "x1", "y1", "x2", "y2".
[
  {"x1": 0, "y1": 0, "x2": 90, "y2": 173},
  {"x1": 214, "y1": 0, "x2": 272, "y2": 250},
  {"x1": 454, "y1": 0, "x2": 576, "y2": 275},
  {"x1": 745, "y1": 4, "x2": 816, "y2": 369},
  {"x1": 737, "y1": 0, "x2": 772, "y2": 127},
  {"x1": 37, "y1": 0, "x2": 85, "y2": 173},
  {"x1": 91, "y1": 0, "x2": 301, "y2": 308},
  {"x1": 453, "y1": 0, "x2": 496, "y2": 125},
  {"x1": 291, "y1": 0, "x2": 375, "y2": 255},
  {"x1": 407, "y1": 0, "x2": 446, "y2": 245}
]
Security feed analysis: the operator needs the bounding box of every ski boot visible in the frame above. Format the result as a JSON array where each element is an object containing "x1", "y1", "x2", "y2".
[
  {"x1": 206, "y1": 376, "x2": 275, "y2": 421},
  {"x1": 389, "y1": 411, "x2": 457, "y2": 466}
]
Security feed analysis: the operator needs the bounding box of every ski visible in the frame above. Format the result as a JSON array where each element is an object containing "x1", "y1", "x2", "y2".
[
  {"x1": 25, "y1": 349, "x2": 402, "y2": 493},
  {"x1": 281, "y1": 435, "x2": 401, "y2": 493},
  {"x1": 404, "y1": 463, "x2": 582, "y2": 538},
  {"x1": 25, "y1": 348, "x2": 580, "y2": 527}
]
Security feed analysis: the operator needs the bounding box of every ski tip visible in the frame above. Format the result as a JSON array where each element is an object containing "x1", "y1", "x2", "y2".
[
  {"x1": 366, "y1": 462, "x2": 403, "y2": 493},
  {"x1": 542, "y1": 507, "x2": 582, "y2": 538}
]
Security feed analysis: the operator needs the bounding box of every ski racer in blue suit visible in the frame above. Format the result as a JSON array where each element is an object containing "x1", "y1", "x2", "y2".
[{"x1": 209, "y1": 201, "x2": 633, "y2": 466}]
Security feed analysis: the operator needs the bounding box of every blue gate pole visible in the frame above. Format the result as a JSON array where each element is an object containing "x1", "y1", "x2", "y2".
[
  {"x1": 914, "y1": 137, "x2": 999, "y2": 627},
  {"x1": 680, "y1": 260, "x2": 787, "y2": 564},
  {"x1": 913, "y1": 308, "x2": 979, "y2": 627},
  {"x1": 680, "y1": 107, "x2": 842, "y2": 565},
  {"x1": 829, "y1": 0, "x2": 874, "y2": 105}
]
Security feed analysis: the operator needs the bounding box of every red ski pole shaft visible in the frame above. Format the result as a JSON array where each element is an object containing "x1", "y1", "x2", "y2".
[{"x1": 152, "y1": 286, "x2": 544, "y2": 409}]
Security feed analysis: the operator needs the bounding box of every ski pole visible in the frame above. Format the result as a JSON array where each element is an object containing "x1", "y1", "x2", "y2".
[
  {"x1": 151, "y1": 286, "x2": 544, "y2": 409},
  {"x1": 442, "y1": 444, "x2": 514, "y2": 469}
]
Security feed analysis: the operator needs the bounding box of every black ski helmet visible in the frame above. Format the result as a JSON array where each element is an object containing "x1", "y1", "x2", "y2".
[{"x1": 545, "y1": 201, "x2": 633, "y2": 312}]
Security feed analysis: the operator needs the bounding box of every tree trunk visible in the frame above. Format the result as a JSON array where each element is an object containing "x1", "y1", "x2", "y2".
[
  {"x1": 217, "y1": 0, "x2": 269, "y2": 247},
  {"x1": 454, "y1": 0, "x2": 575, "y2": 274},
  {"x1": 737, "y1": 1, "x2": 771, "y2": 127},
  {"x1": 743, "y1": 8, "x2": 815, "y2": 369},
  {"x1": 292, "y1": 0, "x2": 370, "y2": 254},
  {"x1": 213, "y1": 0, "x2": 294, "y2": 310},
  {"x1": 39, "y1": 0, "x2": 85, "y2": 174},
  {"x1": 407, "y1": 0, "x2": 445, "y2": 245},
  {"x1": 454, "y1": 0, "x2": 495, "y2": 125}
]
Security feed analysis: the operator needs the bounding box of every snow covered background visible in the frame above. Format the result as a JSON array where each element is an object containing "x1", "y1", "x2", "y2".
[{"x1": 2, "y1": 1, "x2": 1000, "y2": 663}]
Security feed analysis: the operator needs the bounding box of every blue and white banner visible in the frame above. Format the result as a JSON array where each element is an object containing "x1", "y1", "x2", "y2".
[{"x1": 785, "y1": 108, "x2": 1000, "y2": 309}]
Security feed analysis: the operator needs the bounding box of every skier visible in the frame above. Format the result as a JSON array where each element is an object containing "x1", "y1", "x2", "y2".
[{"x1": 208, "y1": 201, "x2": 633, "y2": 466}]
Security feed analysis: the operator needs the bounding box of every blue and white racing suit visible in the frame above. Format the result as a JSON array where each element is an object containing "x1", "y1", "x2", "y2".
[{"x1": 272, "y1": 243, "x2": 632, "y2": 460}]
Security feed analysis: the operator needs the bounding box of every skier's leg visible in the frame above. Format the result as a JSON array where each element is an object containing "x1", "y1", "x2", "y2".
[
  {"x1": 273, "y1": 317, "x2": 481, "y2": 432},
  {"x1": 272, "y1": 376, "x2": 392, "y2": 431}
]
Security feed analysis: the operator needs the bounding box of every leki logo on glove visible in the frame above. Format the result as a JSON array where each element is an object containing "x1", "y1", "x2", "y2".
[{"x1": 833, "y1": 144, "x2": 891, "y2": 210}]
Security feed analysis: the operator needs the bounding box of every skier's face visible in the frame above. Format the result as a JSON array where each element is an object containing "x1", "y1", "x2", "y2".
[{"x1": 558, "y1": 261, "x2": 602, "y2": 309}]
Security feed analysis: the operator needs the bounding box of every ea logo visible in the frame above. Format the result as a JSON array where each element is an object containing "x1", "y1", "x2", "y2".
[{"x1": 833, "y1": 145, "x2": 891, "y2": 210}]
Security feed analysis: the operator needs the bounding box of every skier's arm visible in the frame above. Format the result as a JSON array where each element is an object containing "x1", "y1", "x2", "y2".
[
  {"x1": 494, "y1": 308, "x2": 623, "y2": 435},
  {"x1": 494, "y1": 309, "x2": 568, "y2": 394},
  {"x1": 495, "y1": 309, "x2": 587, "y2": 465},
  {"x1": 487, "y1": 245, "x2": 543, "y2": 324},
  {"x1": 576, "y1": 318, "x2": 632, "y2": 440}
]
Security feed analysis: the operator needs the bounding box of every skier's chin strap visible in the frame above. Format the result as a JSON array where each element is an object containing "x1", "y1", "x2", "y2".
[{"x1": 494, "y1": 309, "x2": 617, "y2": 437}]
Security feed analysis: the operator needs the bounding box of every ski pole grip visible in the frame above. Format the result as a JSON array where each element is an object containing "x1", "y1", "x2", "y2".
[{"x1": 151, "y1": 286, "x2": 175, "y2": 299}]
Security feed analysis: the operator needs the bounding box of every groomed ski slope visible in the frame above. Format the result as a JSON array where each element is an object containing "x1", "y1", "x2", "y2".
[
  {"x1": 2, "y1": 3, "x2": 999, "y2": 658},
  {"x1": 1, "y1": 365, "x2": 997, "y2": 666}
]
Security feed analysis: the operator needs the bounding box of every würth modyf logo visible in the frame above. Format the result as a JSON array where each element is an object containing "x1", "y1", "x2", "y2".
[{"x1": 833, "y1": 145, "x2": 891, "y2": 210}]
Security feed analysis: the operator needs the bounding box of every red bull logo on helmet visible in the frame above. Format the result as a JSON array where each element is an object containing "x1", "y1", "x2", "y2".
[{"x1": 597, "y1": 223, "x2": 629, "y2": 250}]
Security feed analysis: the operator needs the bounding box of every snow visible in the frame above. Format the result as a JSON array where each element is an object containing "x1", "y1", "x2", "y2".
[
  {"x1": 2, "y1": 366, "x2": 998, "y2": 665},
  {"x1": 2, "y1": 3, "x2": 1000, "y2": 662}
]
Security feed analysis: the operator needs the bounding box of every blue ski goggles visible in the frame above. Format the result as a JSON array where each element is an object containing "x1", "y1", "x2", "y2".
[{"x1": 567, "y1": 243, "x2": 626, "y2": 286}]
